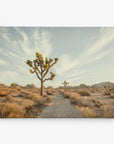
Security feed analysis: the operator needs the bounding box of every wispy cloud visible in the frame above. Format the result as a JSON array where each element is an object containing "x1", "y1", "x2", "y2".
[
  {"x1": 0, "y1": 27, "x2": 53, "y2": 86},
  {"x1": 0, "y1": 27, "x2": 114, "y2": 86},
  {"x1": 0, "y1": 59, "x2": 8, "y2": 65},
  {"x1": 55, "y1": 28, "x2": 114, "y2": 85}
]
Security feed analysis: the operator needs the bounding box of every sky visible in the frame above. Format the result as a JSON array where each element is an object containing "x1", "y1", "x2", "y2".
[{"x1": 0, "y1": 27, "x2": 114, "y2": 87}]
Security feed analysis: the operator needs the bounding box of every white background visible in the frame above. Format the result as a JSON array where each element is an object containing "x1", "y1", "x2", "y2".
[{"x1": 0, "y1": 0, "x2": 114, "y2": 144}]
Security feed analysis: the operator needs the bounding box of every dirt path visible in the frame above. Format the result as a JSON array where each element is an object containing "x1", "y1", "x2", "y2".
[{"x1": 38, "y1": 91, "x2": 82, "y2": 118}]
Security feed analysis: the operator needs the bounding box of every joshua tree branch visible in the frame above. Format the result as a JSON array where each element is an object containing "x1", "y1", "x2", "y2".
[
  {"x1": 50, "y1": 61, "x2": 56, "y2": 68},
  {"x1": 34, "y1": 62, "x2": 41, "y2": 74},
  {"x1": 43, "y1": 61, "x2": 57, "y2": 78},
  {"x1": 43, "y1": 68, "x2": 50, "y2": 78},
  {"x1": 35, "y1": 71, "x2": 41, "y2": 80},
  {"x1": 43, "y1": 77, "x2": 51, "y2": 82}
]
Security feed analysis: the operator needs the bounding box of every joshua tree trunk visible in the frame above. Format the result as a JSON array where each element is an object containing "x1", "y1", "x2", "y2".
[
  {"x1": 41, "y1": 80, "x2": 43, "y2": 96},
  {"x1": 65, "y1": 86, "x2": 66, "y2": 92}
]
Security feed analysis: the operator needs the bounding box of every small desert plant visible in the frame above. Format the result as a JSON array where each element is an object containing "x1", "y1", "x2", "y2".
[
  {"x1": 62, "y1": 81, "x2": 69, "y2": 91},
  {"x1": 47, "y1": 96, "x2": 52, "y2": 102},
  {"x1": 63, "y1": 92, "x2": 71, "y2": 98},
  {"x1": 34, "y1": 96, "x2": 48, "y2": 107},
  {"x1": 104, "y1": 91, "x2": 111, "y2": 95},
  {"x1": 78, "y1": 90, "x2": 90, "y2": 96},
  {"x1": 46, "y1": 89, "x2": 55, "y2": 95},
  {"x1": 0, "y1": 103, "x2": 25, "y2": 118},
  {"x1": 26, "y1": 52, "x2": 58, "y2": 96},
  {"x1": 101, "y1": 106, "x2": 114, "y2": 118},
  {"x1": 109, "y1": 93, "x2": 114, "y2": 98},
  {"x1": 58, "y1": 89, "x2": 66, "y2": 97},
  {"x1": 17, "y1": 87, "x2": 22, "y2": 91},
  {"x1": 91, "y1": 99, "x2": 103, "y2": 108},
  {"x1": 26, "y1": 93, "x2": 38, "y2": 101},
  {"x1": 0, "y1": 90, "x2": 7, "y2": 97},
  {"x1": 69, "y1": 93, "x2": 80, "y2": 104},
  {"x1": 6, "y1": 95, "x2": 13, "y2": 101},
  {"x1": 21, "y1": 99, "x2": 34, "y2": 113},
  {"x1": 76, "y1": 106, "x2": 96, "y2": 118},
  {"x1": 104, "y1": 86, "x2": 111, "y2": 95}
]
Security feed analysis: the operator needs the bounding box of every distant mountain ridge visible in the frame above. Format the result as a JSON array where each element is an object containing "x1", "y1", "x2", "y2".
[{"x1": 91, "y1": 82, "x2": 114, "y2": 88}]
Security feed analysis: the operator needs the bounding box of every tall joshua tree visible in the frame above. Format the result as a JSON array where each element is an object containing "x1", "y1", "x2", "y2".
[
  {"x1": 26, "y1": 52, "x2": 58, "y2": 96},
  {"x1": 62, "y1": 81, "x2": 69, "y2": 91}
]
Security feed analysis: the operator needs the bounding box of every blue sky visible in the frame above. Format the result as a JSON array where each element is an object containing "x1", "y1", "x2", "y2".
[{"x1": 0, "y1": 27, "x2": 114, "y2": 87}]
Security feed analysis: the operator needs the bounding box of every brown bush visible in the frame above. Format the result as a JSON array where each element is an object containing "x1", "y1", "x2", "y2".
[
  {"x1": 0, "y1": 90, "x2": 7, "y2": 97},
  {"x1": 34, "y1": 96, "x2": 47, "y2": 107},
  {"x1": 6, "y1": 95, "x2": 13, "y2": 101},
  {"x1": 0, "y1": 103, "x2": 25, "y2": 118},
  {"x1": 46, "y1": 89, "x2": 55, "y2": 96},
  {"x1": 0, "y1": 99, "x2": 34, "y2": 118},
  {"x1": 109, "y1": 93, "x2": 114, "y2": 98},
  {"x1": 47, "y1": 96, "x2": 52, "y2": 102},
  {"x1": 104, "y1": 91, "x2": 111, "y2": 95},
  {"x1": 69, "y1": 93, "x2": 80, "y2": 104},
  {"x1": 17, "y1": 87, "x2": 22, "y2": 91},
  {"x1": 78, "y1": 90, "x2": 90, "y2": 96},
  {"x1": 76, "y1": 106, "x2": 96, "y2": 118},
  {"x1": 26, "y1": 93, "x2": 38, "y2": 100}
]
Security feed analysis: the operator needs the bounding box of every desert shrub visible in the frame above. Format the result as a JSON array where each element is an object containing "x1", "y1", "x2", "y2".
[
  {"x1": 59, "y1": 89, "x2": 66, "y2": 97},
  {"x1": 91, "y1": 99, "x2": 103, "y2": 108},
  {"x1": 6, "y1": 95, "x2": 13, "y2": 101},
  {"x1": 21, "y1": 99, "x2": 34, "y2": 113},
  {"x1": 0, "y1": 99, "x2": 34, "y2": 118},
  {"x1": 47, "y1": 96, "x2": 52, "y2": 102},
  {"x1": 26, "y1": 93, "x2": 38, "y2": 100},
  {"x1": 69, "y1": 93, "x2": 80, "y2": 104},
  {"x1": 17, "y1": 87, "x2": 22, "y2": 91},
  {"x1": 46, "y1": 90, "x2": 55, "y2": 95},
  {"x1": 18, "y1": 91, "x2": 29, "y2": 97},
  {"x1": 63, "y1": 92, "x2": 71, "y2": 98},
  {"x1": 110, "y1": 89, "x2": 114, "y2": 93},
  {"x1": 109, "y1": 93, "x2": 114, "y2": 99},
  {"x1": 78, "y1": 90, "x2": 90, "y2": 96},
  {"x1": 90, "y1": 90, "x2": 95, "y2": 93},
  {"x1": 76, "y1": 106, "x2": 96, "y2": 118},
  {"x1": 102, "y1": 106, "x2": 114, "y2": 118},
  {"x1": 104, "y1": 91, "x2": 111, "y2": 95},
  {"x1": 0, "y1": 90, "x2": 7, "y2": 97},
  {"x1": 34, "y1": 96, "x2": 47, "y2": 107},
  {"x1": 0, "y1": 103, "x2": 25, "y2": 118},
  {"x1": 42, "y1": 92, "x2": 47, "y2": 97}
]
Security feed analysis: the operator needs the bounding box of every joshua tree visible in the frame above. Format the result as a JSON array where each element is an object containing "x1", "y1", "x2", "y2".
[
  {"x1": 26, "y1": 52, "x2": 58, "y2": 96},
  {"x1": 62, "y1": 80, "x2": 69, "y2": 91}
]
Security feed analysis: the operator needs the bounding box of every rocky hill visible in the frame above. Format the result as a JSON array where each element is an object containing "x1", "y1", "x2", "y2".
[{"x1": 91, "y1": 82, "x2": 114, "y2": 88}]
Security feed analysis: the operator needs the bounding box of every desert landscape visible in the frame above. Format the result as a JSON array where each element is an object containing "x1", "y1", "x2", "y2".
[
  {"x1": 0, "y1": 82, "x2": 114, "y2": 118},
  {"x1": 0, "y1": 27, "x2": 114, "y2": 118}
]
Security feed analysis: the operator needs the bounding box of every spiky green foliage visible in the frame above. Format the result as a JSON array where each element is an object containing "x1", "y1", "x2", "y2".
[{"x1": 26, "y1": 52, "x2": 58, "y2": 96}]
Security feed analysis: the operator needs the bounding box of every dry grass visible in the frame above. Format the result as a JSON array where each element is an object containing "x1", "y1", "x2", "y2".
[
  {"x1": 0, "y1": 90, "x2": 7, "y2": 97},
  {"x1": 17, "y1": 87, "x2": 22, "y2": 91},
  {"x1": 102, "y1": 106, "x2": 114, "y2": 118},
  {"x1": 78, "y1": 90, "x2": 90, "y2": 96},
  {"x1": 6, "y1": 95, "x2": 14, "y2": 101},
  {"x1": 104, "y1": 91, "x2": 111, "y2": 95},
  {"x1": 0, "y1": 84, "x2": 52, "y2": 118},
  {"x1": 34, "y1": 96, "x2": 48, "y2": 107},
  {"x1": 46, "y1": 89, "x2": 55, "y2": 96},
  {"x1": 59, "y1": 89, "x2": 71, "y2": 98},
  {"x1": 0, "y1": 102, "x2": 25, "y2": 118},
  {"x1": 76, "y1": 106, "x2": 96, "y2": 118},
  {"x1": 47, "y1": 96, "x2": 52, "y2": 102},
  {"x1": 69, "y1": 93, "x2": 80, "y2": 104}
]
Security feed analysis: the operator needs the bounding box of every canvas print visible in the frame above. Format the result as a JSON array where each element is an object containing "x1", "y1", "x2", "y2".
[{"x1": 0, "y1": 27, "x2": 114, "y2": 118}]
